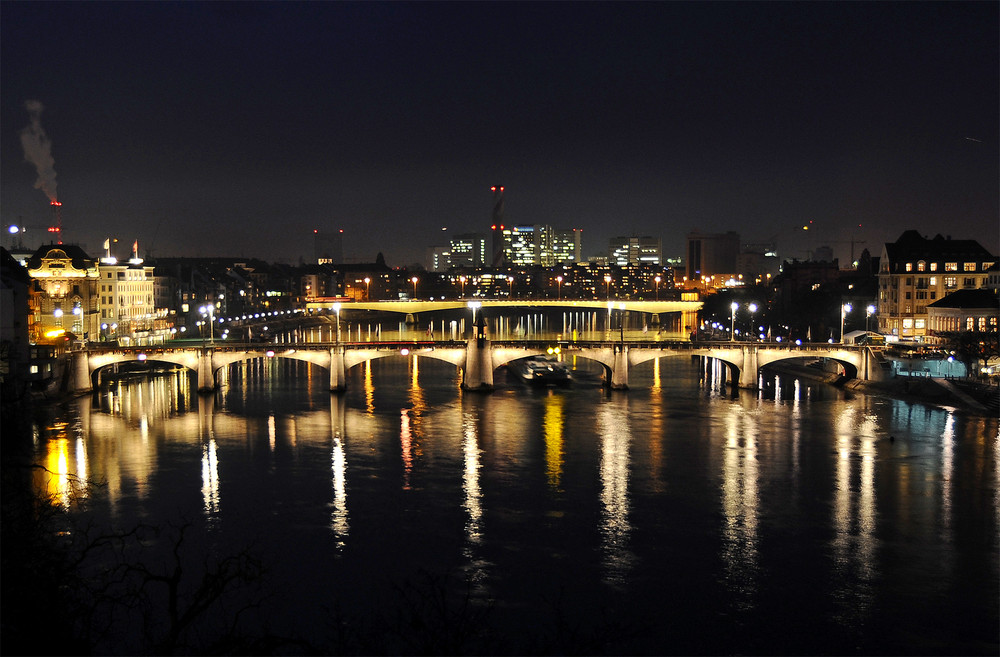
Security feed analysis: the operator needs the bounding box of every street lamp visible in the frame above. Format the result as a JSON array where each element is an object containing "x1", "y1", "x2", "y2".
[
  {"x1": 604, "y1": 275, "x2": 612, "y2": 299},
  {"x1": 333, "y1": 302, "x2": 341, "y2": 343},
  {"x1": 866, "y1": 304, "x2": 876, "y2": 333},
  {"x1": 364, "y1": 277, "x2": 371, "y2": 300},
  {"x1": 459, "y1": 276, "x2": 466, "y2": 298},
  {"x1": 730, "y1": 302, "x2": 739, "y2": 342},
  {"x1": 556, "y1": 275, "x2": 562, "y2": 300},
  {"x1": 840, "y1": 303, "x2": 852, "y2": 343},
  {"x1": 411, "y1": 276, "x2": 418, "y2": 299},
  {"x1": 507, "y1": 275, "x2": 514, "y2": 298},
  {"x1": 199, "y1": 304, "x2": 215, "y2": 344},
  {"x1": 654, "y1": 275, "x2": 661, "y2": 301},
  {"x1": 748, "y1": 303, "x2": 758, "y2": 341}
]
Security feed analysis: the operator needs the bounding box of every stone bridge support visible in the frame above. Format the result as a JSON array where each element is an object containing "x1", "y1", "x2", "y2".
[
  {"x1": 197, "y1": 350, "x2": 216, "y2": 393},
  {"x1": 462, "y1": 337, "x2": 494, "y2": 391},
  {"x1": 70, "y1": 350, "x2": 92, "y2": 393},
  {"x1": 611, "y1": 345, "x2": 629, "y2": 390},
  {"x1": 329, "y1": 346, "x2": 347, "y2": 392}
]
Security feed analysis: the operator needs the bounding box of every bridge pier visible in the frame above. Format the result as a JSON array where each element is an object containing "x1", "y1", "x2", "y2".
[
  {"x1": 197, "y1": 350, "x2": 216, "y2": 393},
  {"x1": 609, "y1": 345, "x2": 629, "y2": 390},
  {"x1": 462, "y1": 337, "x2": 494, "y2": 391},
  {"x1": 739, "y1": 345, "x2": 759, "y2": 389},
  {"x1": 70, "y1": 350, "x2": 92, "y2": 393},
  {"x1": 329, "y1": 346, "x2": 347, "y2": 392}
]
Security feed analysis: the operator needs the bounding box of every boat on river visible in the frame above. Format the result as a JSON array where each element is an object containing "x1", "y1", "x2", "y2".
[{"x1": 511, "y1": 355, "x2": 572, "y2": 386}]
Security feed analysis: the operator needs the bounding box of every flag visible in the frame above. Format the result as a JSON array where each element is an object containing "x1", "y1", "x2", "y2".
[
  {"x1": 103, "y1": 238, "x2": 110, "y2": 250},
  {"x1": 132, "y1": 240, "x2": 138, "y2": 254}
]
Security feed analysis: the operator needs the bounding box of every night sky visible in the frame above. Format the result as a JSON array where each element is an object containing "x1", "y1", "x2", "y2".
[{"x1": 2, "y1": 2, "x2": 997, "y2": 267}]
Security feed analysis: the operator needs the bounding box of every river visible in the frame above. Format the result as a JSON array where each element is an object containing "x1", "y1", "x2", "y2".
[{"x1": 26, "y1": 346, "x2": 1000, "y2": 655}]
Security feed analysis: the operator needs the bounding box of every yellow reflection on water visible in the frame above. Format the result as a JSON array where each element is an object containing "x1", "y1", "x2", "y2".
[
  {"x1": 543, "y1": 393, "x2": 565, "y2": 491},
  {"x1": 331, "y1": 434, "x2": 349, "y2": 546},
  {"x1": 364, "y1": 360, "x2": 375, "y2": 415},
  {"x1": 400, "y1": 409, "x2": 414, "y2": 490},
  {"x1": 651, "y1": 357, "x2": 661, "y2": 392}
]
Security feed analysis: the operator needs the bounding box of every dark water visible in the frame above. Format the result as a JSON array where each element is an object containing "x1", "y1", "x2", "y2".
[{"x1": 31, "y1": 354, "x2": 999, "y2": 655}]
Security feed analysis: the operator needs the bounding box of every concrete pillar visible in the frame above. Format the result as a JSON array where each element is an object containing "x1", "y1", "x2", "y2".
[
  {"x1": 739, "y1": 345, "x2": 759, "y2": 389},
  {"x1": 329, "y1": 346, "x2": 347, "y2": 392},
  {"x1": 462, "y1": 337, "x2": 494, "y2": 391},
  {"x1": 69, "y1": 350, "x2": 92, "y2": 393},
  {"x1": 609, "y1": 345, "x2": 629, "y2": 390},
  {"x1": 197, "y1": 349, "x2": 216, "y2": 393}
]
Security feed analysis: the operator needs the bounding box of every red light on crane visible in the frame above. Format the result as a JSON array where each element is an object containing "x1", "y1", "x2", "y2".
[
  {"x1": 490, "y1": 186, "x2": 496, "y2": 192},
  {"x1": 50, "y1": 201, "x2": 62, "y2": 206}
]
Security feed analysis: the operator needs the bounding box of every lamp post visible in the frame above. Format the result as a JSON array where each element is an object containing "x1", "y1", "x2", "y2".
[
  {"x1": 459, "y1": 276, "x2": 466, "y2": 298},
  {"x1": 333, "y1": 302, "x2": 341, "y2": 343},
  {"x1": 411, "y1": 276, "x2": 418, "y2": 299},
  {"x1": 654, "y1": 275, "x2": 661, "y2": 301},
  {"x1": 840, "y1": 303, "x2": 852, "y2": 343},
  {"x1": 556, "y1": 275, "x2": 562, "y2": 300},
  {"x1": 507, "y1": 275, "x2": 514, "y2": 298},
  {"x1": 730, "y1": 302, "x2": 739, "y2": 342},
  {"x1": 604, "y1": 275, "x2": 612, "y2": 299},
  {"x1": 364, "y1": 277, "x2": 371, "y2": 301},
  {"x1": 748, "y1": 303, "x2": 758, "y2": 341},
  {"x1": 199, "y1": 304, "x2": 215, "y2": 344},
  {"x1": 866, "y1": 304, "x2": 876, "y2": 333}
]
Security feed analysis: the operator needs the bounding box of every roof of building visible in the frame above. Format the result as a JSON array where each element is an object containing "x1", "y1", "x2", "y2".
[
  {"x1": 883, "y1": 231, "x2": 996, "y2": 270},
  {"x1": 927, "y1": 288, "x2": 999, "y2": 310},
  {"x1": 24, "y1": 243, "x2": 97, "y2": 270}
]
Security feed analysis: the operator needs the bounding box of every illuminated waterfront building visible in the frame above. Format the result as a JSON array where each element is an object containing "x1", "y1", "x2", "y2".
[
  {"x1": 878, "y1": 230, "x2": 996, "y2": 341},
  {"x1": 24, "y1": 243, "x2": 101, "y2": 343}
]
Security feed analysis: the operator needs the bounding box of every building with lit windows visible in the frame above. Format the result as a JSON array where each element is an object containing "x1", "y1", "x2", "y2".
[
  {"x1": 24, "y1": 244, "x2": 101, "y2": 343},
  {"x1": 449, "y1": 233, "x2": 488, "y2": 267},
  {"x1": 98, "y1": 250, "x2": 159, "y2": 345},
  {"x1": 609, "y1": 235, "x2": 661, "y2": 266},
  {"x1": 877, "y1": 230, "x2": 996, "y2": 341},
  {"x1": 552, "y1": 228, "x2": 582, "y2": 264},
  {"x1": 501, "y1": 225, "x2": 555, "y2": 266}
]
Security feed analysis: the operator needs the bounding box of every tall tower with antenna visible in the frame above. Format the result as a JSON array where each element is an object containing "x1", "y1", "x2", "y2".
[{"x1": 490, "y1": 186, "x2": 506, "y2": 267}]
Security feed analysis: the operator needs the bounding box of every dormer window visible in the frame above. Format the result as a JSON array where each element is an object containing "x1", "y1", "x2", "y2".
[
  {"x1": 917, "y1": 261, "x2": 926, "y2": 271},
  {"x1": 905, "y1": 263, "x2": 913, "y2": 272}
]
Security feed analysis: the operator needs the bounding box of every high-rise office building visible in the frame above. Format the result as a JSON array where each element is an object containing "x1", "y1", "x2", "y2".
[
  {"x1": 609, "y1": 236, "x2": 662, "y2": 266},
  {"x1": 552, "y1": 228, "x2": 582, "y2": 264},
  {"x1": 450, "y1": 233, "x2": 488, "y2": 267}
]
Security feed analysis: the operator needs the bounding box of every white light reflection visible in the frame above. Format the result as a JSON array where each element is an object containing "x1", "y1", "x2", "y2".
[
  {"x1": 720, "y1": 407, "x2": 759, "y2": 611},
  {"x1": 598, "y1": 400, "x2": 633, "y2": 585},
  {"x1": 201, "y1": 437, "x2": 221, "y2": 521},
  {"x1": 941, "y1": 413, "x2": 955, "y2": 534},
  {"x1": 268, "y1": 414, "x2": 276, "y2": 452},
  {"x1": 831, "y1": 407, "x2": 877, "y2": 625},
  {"x1": 331, "y1": 435, "x2": 349, "y2": 547},
  {"x1": 462, "y1": 414, "x2": 484, "y2": 545}
]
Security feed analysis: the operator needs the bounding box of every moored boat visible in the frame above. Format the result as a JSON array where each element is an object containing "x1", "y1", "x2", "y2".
[{"x1": 511, "y1": 355, "x2": 572, "y2": 386}]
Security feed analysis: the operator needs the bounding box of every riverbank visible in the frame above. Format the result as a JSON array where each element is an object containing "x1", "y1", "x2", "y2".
[{"x1": 762, "y1": 360, "x2": 997, "y2": 416}]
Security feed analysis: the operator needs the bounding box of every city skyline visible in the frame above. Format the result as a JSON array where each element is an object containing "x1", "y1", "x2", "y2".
[{"x1": 2, "y1": 2, "x2": 997, "y2": 267}]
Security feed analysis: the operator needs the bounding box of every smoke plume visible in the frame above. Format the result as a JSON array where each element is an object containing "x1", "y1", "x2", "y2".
[{"x1": 19, "y1": 100, "x2": 58, "y2": 202}]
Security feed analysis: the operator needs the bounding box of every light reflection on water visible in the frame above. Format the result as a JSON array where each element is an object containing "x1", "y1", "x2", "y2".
[{"x1": 28, "y1": 355, "x2": 1000, "y2": 655}]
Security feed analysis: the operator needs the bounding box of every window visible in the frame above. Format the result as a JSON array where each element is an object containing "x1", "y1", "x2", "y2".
[
  {"x1": 945, "y1": 262, "x2": 958, "y2": 271},
  {"x1": 930, "y1": 262, "x2": 938, "y2": 271},
  {"x1": 905, "y1": 291, "x2": 912, "y2": 299},
  {"x1": 917, "y1": 261, "x2": 926, "y2": 271},
  {"x1": 905, "y1": 277, "x2": 912, "y2": 285},
  {"x1": 903, "y1": 319, "x2": 913, "y2": 328},
  {"x1": 929, "y1": 276, "x2": 937, "y2": 286},
  {"x1": 944, "y1": 276, "x2": 958, "y2": 288},
  {"x1": 964, "y1": 262, "x2": 976, "y2": 271},
  {"x1": 985, "y1": 262, "x2": 994, "y2": 270},
  {"x1": 915, "y1": 319, "x2": 925, "y2": 329},
  {"x1": 905, "y1": 263, "x2": 913, "y2": 272},
  {"x1": 967, "y1": 317, "x2": 975, "y2": 330},
  {"x1": 963, "y1": 278, "x2": 976, "y2": 288},
  {"x1": 916, "y1": 291, "x2": 927, "y2": 299}
]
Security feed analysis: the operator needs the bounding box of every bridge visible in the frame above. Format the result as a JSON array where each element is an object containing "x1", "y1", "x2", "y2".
[
  {"x1": 69, "y1": 337, "x2": 887, "y2": 394},
  {"x1": 302, "y1": 299, "x2": 701, "y2": 316}
]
